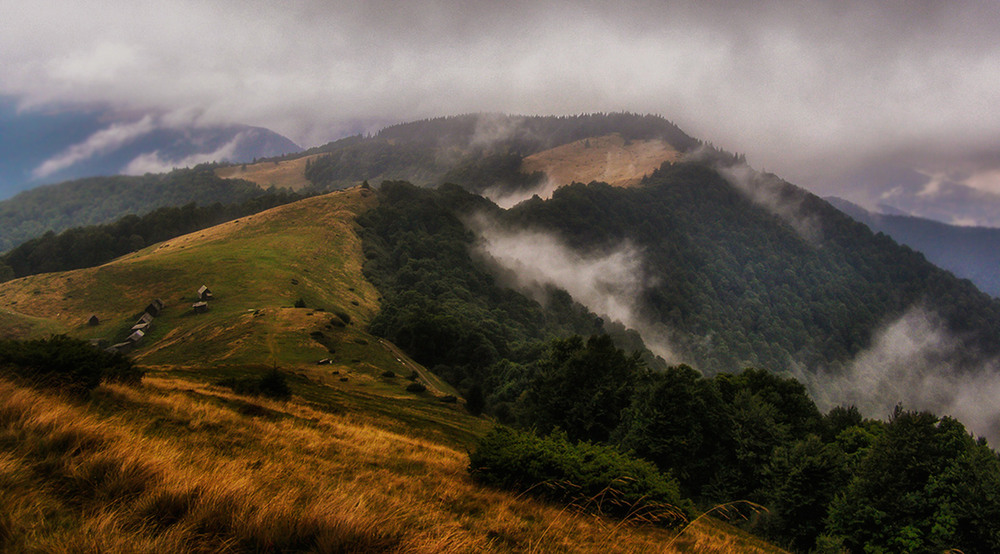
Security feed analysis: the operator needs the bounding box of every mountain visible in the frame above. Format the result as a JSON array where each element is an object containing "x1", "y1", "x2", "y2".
[
  {"x1": 0, "y1": 167, "x2": 274, "y2": 252},
  {"x1": 7, "y1": 107, "x2": 1000, "y2": 550},
  {"x1": 828, "y1": 196, "x2": 1000, "y2": 297},
  {"x1": 0, "y1": 97, "x2": 300, "y2": 199},
  {"x1": 0, "y1": 185, "x2": 781, "y2": 553}
]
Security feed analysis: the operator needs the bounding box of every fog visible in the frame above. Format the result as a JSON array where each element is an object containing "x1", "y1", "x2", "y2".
[
  {"x1": 468, "y1": 213, "x2": 680, "y2": 362},
  {"x1": 798, "y1": 306, "x2": 1000, "y2": 445}
]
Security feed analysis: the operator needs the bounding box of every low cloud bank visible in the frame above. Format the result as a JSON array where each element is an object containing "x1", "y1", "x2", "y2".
[
  {"x1": 798, "y1": 305, "x2": 1000, "y2": 445},
  {"x1": 468, "y1": 213, "x2": 679, "y2": 362},
  {"x1": 121, "y1": 131, "x2": 247, "y2": 175}
]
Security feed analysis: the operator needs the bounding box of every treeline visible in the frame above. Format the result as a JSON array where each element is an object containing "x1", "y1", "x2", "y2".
[
  {"x1": 304, "y1": 112, "x2": 700, "y2": 191},
  {"x1": 0, "y1": 165, "x2": 269, "y2": 252},
  {"x1": 359, "y1": 178, "x2": 1000, "y2": 552},
  {"x1": 471, "y1": 334, "x2": 1000, "y2": 553},
  {"x1": 500, "y1": 163, "x2": 1000, "y2": 371},
  {"x1": 0, "y1": 189, "x2": 309, "y2": 280},
  {"x1": 358, "y1": 181, "x2": 660, "y2": 409}
]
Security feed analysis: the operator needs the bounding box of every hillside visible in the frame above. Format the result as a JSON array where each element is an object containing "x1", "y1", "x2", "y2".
[
  {"x1": 0, "y1": 185, "x2": 782, "y2": 553},
  {"x1": 828, "y1": 196, "x2": 1000, "y2": 297},
  {"x1": 0, "y1": 167, "x2": 272, "y2": 253},
  {"x1": 215, "y1": 154, "x2": 323, "y2": 191},
  {"x1": 522, "y1": 133, "x2": 680, "y2": 189}
]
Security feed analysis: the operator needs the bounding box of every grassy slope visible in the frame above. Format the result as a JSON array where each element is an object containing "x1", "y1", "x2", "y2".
[
  {"x1": 0, "y1": 376, "x2": 784, "y2": 553},
  {"x1": 522, "y1": 133, "x2": 679, "y2": 188},
  {"x1": 215, "y1": 154, "x2": 323, "y2": 191},
  {"x1": 0, "y1": 186, "x2": 785, "y2": 552}
]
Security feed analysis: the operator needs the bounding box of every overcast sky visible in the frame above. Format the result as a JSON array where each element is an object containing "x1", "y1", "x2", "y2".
[{"x1": 3, "y1": 0, "x2": 1000, "y2": 196}]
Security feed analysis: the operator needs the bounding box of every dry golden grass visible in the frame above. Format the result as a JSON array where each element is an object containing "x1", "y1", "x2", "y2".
[
  {"x1": 215, "y1": 155, "x2": 325, "y2": 191},
  {"x1": 522, "y1": 133, "x2": 679, "y2": 189},
  {"x1": 0, "y1": 376, "x2": 785, "y2": 553}
]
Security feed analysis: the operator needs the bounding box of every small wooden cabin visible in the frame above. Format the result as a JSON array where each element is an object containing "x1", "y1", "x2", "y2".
[
  {"x1": 145, "y1": 299, "x2": 164, "y2": 316},
  {"x1": 87, "y1": 315, "x2": 100, "y2": 326},
  {"x1": 192, "y1": 301, "x2": 209, "y2": 314},
  {"x1": 198, "y1": 285, "x2": 213, "y2": 301}
]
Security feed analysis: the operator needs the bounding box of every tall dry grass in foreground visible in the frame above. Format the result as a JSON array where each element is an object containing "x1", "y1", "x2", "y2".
[{"x1": 0, "y1": 377, "x2": 783, "y2": 553}]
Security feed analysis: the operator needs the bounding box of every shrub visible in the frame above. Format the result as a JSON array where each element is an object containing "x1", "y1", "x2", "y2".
[
  {"x1": 218, "y1": 368, "x2": 290, "y2": 400},
  {"x1": 294, "y1": 298, "x2": 306, "y2": 308},
  {"x1": 468, "y1": 426, "x2": 692, "y2": 524},
  {"x1": 0, "y1": 335, "x2": 142, "y2": 394},
  {"x1": 406, "y1": 382, "x2": 426, "y2": 393},
  {"x1": 334, "y1": 311, "x2": 351, "y2": 325},
  {"x1": 258, "y1": 369, "x2": 291, "y2": 400}
]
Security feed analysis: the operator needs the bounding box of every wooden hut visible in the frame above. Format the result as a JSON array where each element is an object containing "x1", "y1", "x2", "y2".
[
  {"x1": 135, "y1": 313, "x2": 154, "y2": 326},
  {"x1": 192, "y1": 301, "x2": 209, "y2": 314},
  {"x1": 126, "y1": 329, "x2": 145, "y2": 343},
  {"x1": 145, "y1": 298, "x2": 164, "y2": 316},
  {"x1": 198, "y1": 285, "x2": 213, "y2": 301},
  {"x1": 87, "y1": 315, "x2": 100, "y2": 326}
]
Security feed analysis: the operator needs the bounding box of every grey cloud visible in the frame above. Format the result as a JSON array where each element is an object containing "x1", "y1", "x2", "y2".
[
  {"x1": 798, "y1": 305, "x2": 1000, "y2": 446},
  {"x1": 4, "y1": 1, "x2": 1000, "y2": 199}
]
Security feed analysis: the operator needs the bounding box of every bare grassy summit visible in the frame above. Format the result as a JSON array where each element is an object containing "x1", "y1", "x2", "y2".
[
  {"x1": 216, "y1": 154, "x2": 325, "y2": 191},
  {"x1": 522, "y1": 133, "x2": 680, "y2": 188}
]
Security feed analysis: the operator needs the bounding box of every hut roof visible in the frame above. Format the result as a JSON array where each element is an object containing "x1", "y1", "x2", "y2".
[
  {"x1": 127, "y1": 329, "x2": 145, "y2": 342},
  {"x1": 136, "y1": 313, "x2": 154, "y2": 325}
]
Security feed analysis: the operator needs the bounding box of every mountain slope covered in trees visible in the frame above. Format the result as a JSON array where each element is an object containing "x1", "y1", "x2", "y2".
[
  {"x1": 0, "y1": 166, "x2": 275, "y2": 252},
  {"x1": 829, "y1": 196, "x2": 1000, "y2": 297}
]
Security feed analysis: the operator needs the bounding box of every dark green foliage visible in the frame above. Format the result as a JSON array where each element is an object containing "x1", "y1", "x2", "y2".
[
  {"x1": 217, "y1": 368, "x2": 290, "y2": 400},
  {"x1": 614, "y1": 364, "x2": 728, "y2": 495},
  {"x1": 500, "y1": 163, "x2": 1000, "y2": 372},
  {"x1": 2, "y1": 188, "x2": 307, "y2": 278},
  {"x1": 405, "y1": 382, "x2": 426, "y2": 393},
  {"x1": 517, "y1": 335, "x2": 640, "y2": 443},
  {"x1": 358, "y1": 181, "x2": 610, "y2": 408},
  {"x1": 468, "y1": 426, "x2": 693, "y2": 523},
  {"x1": 0, "y1": 165, "x2": 271, "y2": 253},
  {"x1": 826, "y1": 408, "x2": 1000, "y2": 553},
  {"x1": 758, "y1": 436, "x2": 849, "y2": 551},
  {"x1": 258, "y1": 369, "x2": 291, "y2": 400},
  {"x1": 294, "y1": 298, "x2": 306, "y2": 308},
  {"x1": 0, "y1": 335, "x2": 141, "y2": 394}
]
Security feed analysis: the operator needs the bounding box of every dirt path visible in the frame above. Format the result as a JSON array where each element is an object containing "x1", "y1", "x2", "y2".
[{"x1": 377, "y1": 338, "x2": 453, "y2": 398}]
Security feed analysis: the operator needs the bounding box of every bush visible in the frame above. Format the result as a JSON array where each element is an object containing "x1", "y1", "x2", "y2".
[
  {"x1": 0, "y1": 335, "x2": 142, "y2": 394},
  {"x1": 468, "y1": 426, "x2": 692, "y2": 524},
  {"x1": 218, "y1": 368, "x2": 291, "y2": 400},
  {"x1": 406, "y1": 382, "x2": 426, "y2": 393}
]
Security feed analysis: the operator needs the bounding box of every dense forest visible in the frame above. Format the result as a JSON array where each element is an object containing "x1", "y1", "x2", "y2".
[
  {"x1": 357, "y1": 177, "x2": 1000, "y2": 552},
  {"x1": 360, "y1": 167, "x2": 1000, "y2": 378},
  {"x1": 497, "y1": 162, "x2": 1000, "y2": 372},
  {"x1": 0, "y1": 190, "x2": 309, "y2": 280},
  {"x1": 468, "y1": 336, "x2": 1000, "y2": 553},
  {"x1": 830, "y1": 196, "x2": 1000, "y2": 297},
  {"x1": 0, "y1": 165, "x2": 270, "y2": 252}
]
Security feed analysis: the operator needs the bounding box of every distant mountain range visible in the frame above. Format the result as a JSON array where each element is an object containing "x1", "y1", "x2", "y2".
[
  {"x1": 828, "y1": 196, "x2": 1000, "y2": 297},
  {"x1": 0, "y1": 97, "x2": 300, "y2": 199}
]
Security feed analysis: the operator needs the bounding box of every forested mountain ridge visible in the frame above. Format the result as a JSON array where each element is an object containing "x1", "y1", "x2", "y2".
[
  {"x1": 828, "y1": 196, "x2": 1000, "y2": 297},
  {"x1": 0, "y1": 166, "x2": 275, "y2": 252},
  {"x1": 0, "y1": 113, "x2": 697, "y2": 255}
]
